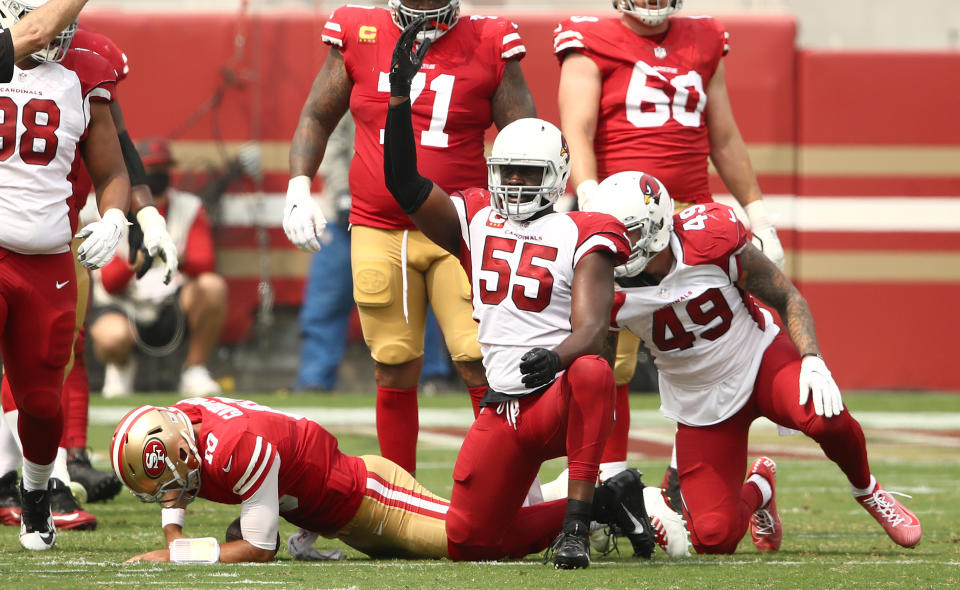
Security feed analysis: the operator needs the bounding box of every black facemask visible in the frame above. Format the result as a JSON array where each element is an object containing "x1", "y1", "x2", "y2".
[{"x1": 144, "y1": 172, "x2": 171, "y2": 196}]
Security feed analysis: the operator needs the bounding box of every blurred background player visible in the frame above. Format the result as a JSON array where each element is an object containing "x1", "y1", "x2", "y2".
[
  {"x1": 282, "y1": 0, "x2": 536, "y2": 474},
  {"x1": 89, "y1": 137, "x2": 226, "y2": 399},
  {"x1": 0, "y1": 4, "x2": 130, "y2": 549},
  {"x1": 585, "y1": 171, "x2": 921, "y2": 554},
  {"x1": 0, "y1": 0, "x2": 88, "y2": 81},
  {"x1": 543, "y1": 0, "x2": 786, "y2": 501}
]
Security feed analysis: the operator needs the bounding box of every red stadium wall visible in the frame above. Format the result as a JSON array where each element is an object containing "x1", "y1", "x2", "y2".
[{"x1": 80, "y1": 10, "x2": 960, "y2": 390}]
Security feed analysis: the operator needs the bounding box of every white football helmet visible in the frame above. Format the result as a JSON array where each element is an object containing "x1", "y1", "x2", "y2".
[
  {"x1": 388, "y1": 0, "x2": 460, "y2": 41},
  {"x1": 488, "y1": 118, "x2": 571, "y2": 222},
  {"x1": 614, "y1": 0, "x2": 683, "y2": 27},
  {"x1": 111, "y1": 405, "x2": 202, "y2": 508},
  {"x1": 0, "y1": 0, "x2": 76, "y2": 63},
  {"x1": 584, "y1": 171, "x2": 673, "y2": 277}
]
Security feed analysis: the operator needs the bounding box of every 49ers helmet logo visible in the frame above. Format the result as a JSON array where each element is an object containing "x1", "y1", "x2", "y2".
[{"x1": 143, "y1": 438, "x2": 167, "y2": 479}]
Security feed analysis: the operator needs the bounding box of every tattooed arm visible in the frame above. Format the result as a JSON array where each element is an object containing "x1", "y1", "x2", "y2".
[
  {"x1": 289, "y1": 48, "x2": 353, "y2": 178},
  {"x1": 736, "y1": 243, "x2": 821, "y2": 357},
  {"x1": 491, "y1": 60, "x2": 537, "y2": 130}
]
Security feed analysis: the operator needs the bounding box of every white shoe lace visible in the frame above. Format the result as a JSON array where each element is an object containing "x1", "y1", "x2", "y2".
[
  {"x1": 862, "y1": 489, "x2": 912, "y2": 528},
  {"x1": 752, "y1": 508, "x2": 777, "y2": 536}
]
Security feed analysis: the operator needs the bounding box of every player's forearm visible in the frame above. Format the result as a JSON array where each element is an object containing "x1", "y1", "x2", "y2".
[
  {"x1": 710, "y1": 130, "x2": 762, "y2": 208},
  {"x1": 289, "y1": 116, "x2": 329, "y2": 180},
  {"x1": 217, "y1": 539, "x2": 277, "y2": 563},
  {"x1": 12, "y1": 0, "x2": 86, "y2": 61},
  {"x1": 162, "y1": 523, "x2": 185, "y2": 545},
  {"x1": 95, "y1": 178, "x2": 131, "y2": 217}
]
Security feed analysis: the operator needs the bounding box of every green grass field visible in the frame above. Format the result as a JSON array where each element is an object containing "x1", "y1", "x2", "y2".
[{"x1": 1, "y1": 391, "x2": 958, "y2": 589}]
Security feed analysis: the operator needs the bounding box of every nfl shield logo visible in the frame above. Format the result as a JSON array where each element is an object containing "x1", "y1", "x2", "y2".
[{"x1": 654, "y1": 47, "x2": 667, "y2": 59}]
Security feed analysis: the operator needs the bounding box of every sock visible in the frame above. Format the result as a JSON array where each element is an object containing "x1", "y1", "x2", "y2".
[
  {"x1": 564, "y1": 498, "x2": 593, "y2": 531},
  {"x1": 599, "y1": 461, "x2": 628, "y2": 483},
  {"x1": 539, "y1": 468, "x2": 568, "y2": 503},
  {"x1": 375, "y1": 386, "x2": 419, "y2": 474},
  {"x1": 747, "y1": 473, "x2": 772, "y2": 507},
  {"x1": 467, "y1": 385, "x2": 486, "y2": 419},
  {"x1": 851, "y1": 475, "x2": 877, "y2": 497},
  {"x1": 52, "y1": 447, "x2": 71, "y2": 484},
  {"x1": 22, "y1": 457, "x2": 54, "y2": 492}
]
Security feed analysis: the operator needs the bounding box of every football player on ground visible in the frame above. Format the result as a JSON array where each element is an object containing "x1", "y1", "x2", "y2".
[
  {"x1": 0, "y1": 25, "x2": 178, "y2": 532},
  {"x1": 283, "y1": 0, "x2": 536, "y2": 476},
  {"x1": 0, "y1": 0, "x2": 89, "y2": 81},
  {"x1": 383, "y1": 19, "x2": 672, "y2": 569},
  {"x1": 0, "y1": 7, "x2": 130, "y2": 550},
  {"x1": 543, "y1": 0, "x2": 787, "y2": 508},
  {"x1": 584, "y1": 171, "x2": 922, "y2": 553},
  {"x1": 113, "y1": 397, "x2": 449, "y2": 563}
]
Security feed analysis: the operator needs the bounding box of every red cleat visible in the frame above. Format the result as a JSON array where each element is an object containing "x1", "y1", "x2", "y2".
[
  {"x1": 855, "y1": 483, "x2": 922, "y2": 548},
  {"x1": 50, "y1": 479, "x2": 97, "y2": 531},
  {"x1": 747, "y1": 456, "x2": 782, "y2": 552}
]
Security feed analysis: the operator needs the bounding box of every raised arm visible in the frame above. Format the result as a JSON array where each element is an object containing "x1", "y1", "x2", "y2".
[
  {"x1": 383, "y1": 17, "x2": 461, "y2": 254},
  {"x1": 11, "y1": 0, "x2": 86, "y2": 61}
]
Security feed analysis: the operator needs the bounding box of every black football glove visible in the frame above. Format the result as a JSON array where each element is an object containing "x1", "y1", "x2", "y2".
[
  {"x1": 390, "y1": 16, "x2": 432, "y2": 98},
  {"x1": 519, "y1": 347, "x2": 562, "y2": 388},
  {"x1": 126, "y1": 215, "x2": 155, "y2": 279}
]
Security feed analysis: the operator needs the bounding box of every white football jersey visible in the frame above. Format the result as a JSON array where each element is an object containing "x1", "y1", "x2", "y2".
[
  {"x1": 0, "y1": 51, "x2": 115, "y2": 255},
  {"x1": 452, "y1": 188, "x2": 630, "y2": 396},
  {"x1": 614, "y1": 202, "x2": 779, "y2": 426}
]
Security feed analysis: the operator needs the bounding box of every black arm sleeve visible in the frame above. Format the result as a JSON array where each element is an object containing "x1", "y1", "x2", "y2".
[
  {"x1": 118, "y1": 130, "x2": 147, "y2": 187},
  {"x1": 0, "y1": 29, "x2": 14, "y2": 84},
  {"x1": 383, "y1": 100, "x2": 433, "y2": 215}
]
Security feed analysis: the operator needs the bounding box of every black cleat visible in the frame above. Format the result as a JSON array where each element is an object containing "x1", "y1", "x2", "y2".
[
  {"x1": 544, "y1": 521, "x2": 591, "y2": 570},
  {"x1": 19, "y1": 481, "x2": 56, "y2": 550},
  {"x1": 661, "y1": 466, "x2": 683, "y2": 514},
  {"x1": 595, "y1": 468, "x2": 656, "y2": 559},
  {"x1": 68, "y1": 449, "x2": 122, "y2": 503},
  {"x1": 0, "y1": 470, "x2": 22, "y2": 526},
  {"x1": 49, "y1": 478, "x2": 97, "y2": 530}
]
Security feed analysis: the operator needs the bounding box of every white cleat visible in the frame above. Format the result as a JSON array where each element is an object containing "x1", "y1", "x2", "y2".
[
  {"x1": 287, "y1": 530, "x2": 345, "y2": 561},
  {"x1": 643, "y1": 486, "x2": 690, "y2": 558},
  {"x1": 179, "y1": 365, "x2": 222, "y2": 398},
  {"x1": 19, "y1": 483, "x2": 57, "y2": 551}
]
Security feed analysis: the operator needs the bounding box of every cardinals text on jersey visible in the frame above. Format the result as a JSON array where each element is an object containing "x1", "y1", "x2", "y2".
[
  {"x1": 451, "y1": 188, "x2": 630, "y2": 396},
  {"x1": 0, "y1": 49, "x2": 116, "y2": 254},
  {"x1": 323, "y1": 6, "x2": 525, "y2": 229},
  {"x1": 553, "y1": 16, "x2": 727, "y2": 204},
  {"x1": 613, "y1": 202, "x2": 779, "y2": 426}
]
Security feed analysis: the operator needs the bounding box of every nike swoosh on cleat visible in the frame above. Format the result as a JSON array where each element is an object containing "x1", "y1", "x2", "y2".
[
  {"x1": 621, "y1": 502, "x2": 646, "y2": 534},
  {"x1": 53, "y1": 513, "x2": 81, "y2": 521}
]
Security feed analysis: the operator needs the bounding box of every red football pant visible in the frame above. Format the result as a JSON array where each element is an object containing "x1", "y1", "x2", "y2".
[
  {"x1": 677, "y1": 333, "x2": 870, "y2": 554},
  {"x1": 446, "y1": 355, "x2": 615, "y2": 561},
  {"x1": 0, "y1": 249, "x2": 75, "y2": 464}
]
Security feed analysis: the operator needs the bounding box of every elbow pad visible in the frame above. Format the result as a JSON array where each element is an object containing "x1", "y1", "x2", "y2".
[{"x1": 384, "y1": 100, "x2": 433, "y2": 215}]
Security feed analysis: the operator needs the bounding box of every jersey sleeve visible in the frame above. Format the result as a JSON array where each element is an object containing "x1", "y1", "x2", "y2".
[
  {"x1": 62, "y1": 49, "x2": 118, "y2": 103},
  {"x1": 674, "y1": 202, "x2": 748, "y2": 273},
  {"x1": 450, "y1": 187, "x2": 491, "y2": 275},
  {"x1": 486, "y1": 16, "x2": 525, "y2": 61},
  {"x1": 552, "y1": 16, "x2": 599, "y2": 59},
  {"x1": 0, "y1": 28, "x2": 13, "y2": 84},
  {"x1": 321, "y1": 6, "x2": 356, "y2": 51},
  {"x1": 227, "y1": 431, "x2": 280, "y2": 502},
  {"x1": 568, "y1": 211, "x2": 632, "y2": 267}
]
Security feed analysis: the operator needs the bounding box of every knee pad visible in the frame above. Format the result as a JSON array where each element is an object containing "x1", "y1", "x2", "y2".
[
  {"x1": 19, "y1": 389, "x2": 61, "y2": 420},
  {"x1": 566, "y1": 356, "x2": 614, "y2": 390},
  {"x1": 690, "y1": 512, "x2": 740, "y2": 554}
]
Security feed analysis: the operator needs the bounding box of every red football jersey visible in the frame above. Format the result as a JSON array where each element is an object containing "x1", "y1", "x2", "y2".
[
  {"x1": 554, "y1": 16, "x2": 728, "y2": 204},
  {"x1": 66, "y1": 27, "x2": 129, "y2": 226},
  {"x1": 174, "y1": 397, "x2": 367, "y2": 535},
  {"x1": 323, "y1": 7, "x2": 526, "y2": 229}
]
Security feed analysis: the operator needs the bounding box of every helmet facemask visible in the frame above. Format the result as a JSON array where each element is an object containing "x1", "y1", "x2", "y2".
[
  {"x1": 0, "y1": 0, "x2": 76, "y2": 64},
  {"x1": 614, "y1": 0, "x2": 683, "y2": 27},
  {"x1": 388, "y1": 0, "x2": 460, "y2": 41}
]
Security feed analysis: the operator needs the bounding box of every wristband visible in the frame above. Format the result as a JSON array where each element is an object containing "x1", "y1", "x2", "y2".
[
  {"x1": 161, "y1": 507, "x2": 186, "y2": 529},
  {"x1": 286, "y1": 175, "x2": 312, "y2": 204},
  {"x1": 169, "y1": 537, "x2": 220, "y2": 564},
  {"x1": 801, "y1": 352, "x2": 823, "y2": 360},
  {"x1": 743, "y1": 200, "x2": 771, "y2": 229}
]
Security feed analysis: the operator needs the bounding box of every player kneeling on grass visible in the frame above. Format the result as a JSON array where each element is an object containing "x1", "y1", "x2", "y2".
[{"x1": 112, "y1": 397, "x2": 451, "y2": 563}]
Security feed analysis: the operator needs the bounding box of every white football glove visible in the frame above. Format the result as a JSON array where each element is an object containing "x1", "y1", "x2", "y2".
[
  {"x1": 575, "y1": 179, "x2": 599, "y2": 211},
  {"x1": 75, "y1": 208, "x2": 127, "y2": 270},
  {"x1": 136, "y1": 206, "x2": 179, "y2": 284},
  {"x1": 282, "y1": 175, "x2": 327, "y2": 252},
  {"x1": 798, "y1": 355, "x2": 844, "y2": 418},
  {"x1": 744, "y1": 200, "x2": 785, "y2": 270}
]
